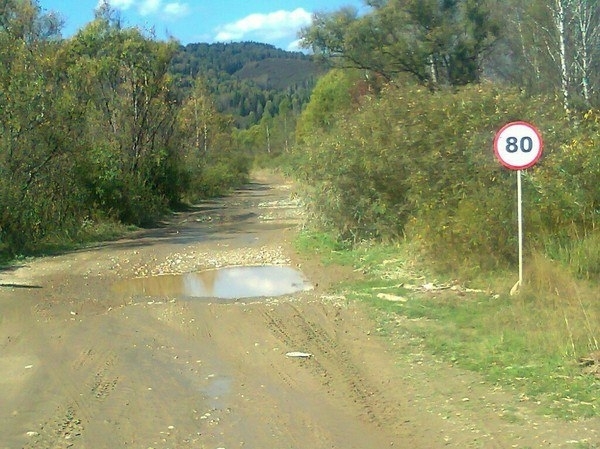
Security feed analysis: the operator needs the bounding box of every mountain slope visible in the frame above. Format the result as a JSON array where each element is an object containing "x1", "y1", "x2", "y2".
[{"x1": 170, "y1": 42, "x2": 326, "y2": 127}]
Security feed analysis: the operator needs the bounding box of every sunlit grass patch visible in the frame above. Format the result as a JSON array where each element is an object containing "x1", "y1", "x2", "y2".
[{"x1": 297, "y1": 231, "x2": 600, "y2": 420}]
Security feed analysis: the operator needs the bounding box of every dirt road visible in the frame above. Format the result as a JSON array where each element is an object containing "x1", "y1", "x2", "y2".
[{"x1": 1, "y1": 174, "x2": 598, "y2": 448}]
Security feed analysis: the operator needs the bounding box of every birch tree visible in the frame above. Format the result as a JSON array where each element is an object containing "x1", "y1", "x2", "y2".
[
  {"x1": 178, "y1": 79, "x2": 222, "y2": 157},
  {"x1": 550, "y1": 0, "x2": 572, "y2": 112},
  {"x1": 518, "y1": 0, "x2": 600, "y2": 111},
  {"x1": 572, "y1": 0, "x2": 600, "y2": 106},
  {"x1": 543, "y1": 0, "x2": 600, "y2": 110}
]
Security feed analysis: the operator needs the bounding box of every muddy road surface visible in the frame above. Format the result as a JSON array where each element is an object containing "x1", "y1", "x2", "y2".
[{"x1": 1, "y1": 173, "x2": 598, "y2": 448}]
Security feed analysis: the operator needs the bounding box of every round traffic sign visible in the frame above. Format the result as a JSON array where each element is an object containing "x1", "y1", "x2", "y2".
[{"x1": 493, "y1": 121, "x2": 543, "y2": 170}]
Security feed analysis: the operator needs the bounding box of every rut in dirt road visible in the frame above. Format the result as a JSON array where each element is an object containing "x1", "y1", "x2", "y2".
[{"x1": 262, "y1": 304, "x2": 394, "y2": 426}]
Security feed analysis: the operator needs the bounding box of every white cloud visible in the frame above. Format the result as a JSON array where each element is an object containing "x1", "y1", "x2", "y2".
[
  {"x1": 139, "y1": 0, "x2": 161, "y2": 16},
  {"x1": 98, "y1": 0, "x2": 189, "y2": 19},
  {"x1": 215, "y1": 8, "x2": 312, "y2": 43},
  {"x1": 286, "y1": 38, "x2": 304, "y2": 52},
  {"x1": 163, "y1": 2, "x2": 190, "y2": 19},
  {"x1": 97, "y1": 0, "x2": 135, "y2": 10}
]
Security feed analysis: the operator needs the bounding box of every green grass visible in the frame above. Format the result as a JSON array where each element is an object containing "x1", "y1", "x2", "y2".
[
  {"x1": 296, "y1": 230, "x2": 600, "y2": 421},
  {"x1": 293, "y1": 231, "x2": 356, "y2": 266},
  {"x1": 0, "y1": 219, "x2": 135, "y2": 264}
]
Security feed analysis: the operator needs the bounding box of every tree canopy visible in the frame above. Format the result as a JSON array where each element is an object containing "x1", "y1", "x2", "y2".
[
  {"x1": 301, "y1": 0, "x2": 600, "y2": 108},
  {"x1": 301, "y1": 0, "x2": 502, "y2": 88}
]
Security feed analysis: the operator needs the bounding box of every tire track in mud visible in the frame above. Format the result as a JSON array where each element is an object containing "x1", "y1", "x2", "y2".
[
  {"x1": 24, "y1": 346, "x2": 120, "y2": 449},
  {"x1": 25, "y1": 405, "x2": 84, "y2": 449},
  {"x1": 262, "y1": 302, "x2": 395, "y2": 427}
]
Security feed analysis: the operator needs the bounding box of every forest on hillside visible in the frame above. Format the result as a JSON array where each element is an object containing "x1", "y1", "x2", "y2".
[
  {"x1": 2, "y1": 0, "x2": 600, "y2": 283},
  {"x1": 170, "y1": 42, "x2": 324, "y2": 128}
]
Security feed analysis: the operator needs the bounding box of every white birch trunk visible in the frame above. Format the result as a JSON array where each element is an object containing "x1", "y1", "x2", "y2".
[
  {"x1": 554, "y1": 0, "x2": 571, "y2": 113},
  {"x1": 573, "y1": 0, "x2": 600, "y2": 106}
]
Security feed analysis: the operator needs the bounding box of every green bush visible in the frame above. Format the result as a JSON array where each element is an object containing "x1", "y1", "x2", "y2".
[
  {"x1": 186, "y1": 153, "x2": 251, "y2": 201},
  {"x1": 292, "y1": 81, "x2": 599, "y2": 274}
]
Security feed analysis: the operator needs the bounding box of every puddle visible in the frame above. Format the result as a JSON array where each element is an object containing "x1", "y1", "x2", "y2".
[
  {"x1": 202, "y1": 374, "x2": 232, "y2": 409},
  {"x1": 113, "y1": 265, "x2": 313, "y2": 300}
]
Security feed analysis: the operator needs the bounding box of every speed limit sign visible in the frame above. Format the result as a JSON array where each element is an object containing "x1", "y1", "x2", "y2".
[
  {"x1": 493, "y1": 121, "x2": 543, "y2": 294},
  {"x1": 493, "y1": 121, "x2": 543, "y2": 170}
]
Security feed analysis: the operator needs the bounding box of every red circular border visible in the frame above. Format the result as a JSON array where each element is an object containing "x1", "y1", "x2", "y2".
[{"x1": 493, "y1": 121, "x2": 543, "y2": 170}]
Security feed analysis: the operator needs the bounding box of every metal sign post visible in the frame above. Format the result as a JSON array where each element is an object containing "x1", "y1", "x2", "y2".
[
  {"x1": 493, "y1": 121, "x2": 543, "y2": 295},
  {"x1": 517, "y1": 169, "x2": 523, "y2": 291}
]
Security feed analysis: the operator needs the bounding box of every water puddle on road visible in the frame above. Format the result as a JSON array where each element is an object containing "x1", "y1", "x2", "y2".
[
  {"x1": 113, "y1": 265, "x2": 313, "y2": 301},
  {"x1": 202, "y1": 374, "x2": 232, "y2": 409}
]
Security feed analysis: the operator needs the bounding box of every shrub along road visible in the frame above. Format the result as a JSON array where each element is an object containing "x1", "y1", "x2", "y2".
[{"x1": 0, "y1": 173, "x2": 597, "y2": 448}]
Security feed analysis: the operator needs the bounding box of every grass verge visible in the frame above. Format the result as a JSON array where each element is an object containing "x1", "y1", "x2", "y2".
[
  {"x1": 296, "y1": 230, "x2": 600, "y2": 421},
  {"x1": 0, "y1": 219, "x2": 135, "y2": 267}
]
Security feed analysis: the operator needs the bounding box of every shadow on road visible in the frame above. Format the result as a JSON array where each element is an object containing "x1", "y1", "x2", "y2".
[{"x1": 0, "y1": 283, "x2": 42, "y2": 289}]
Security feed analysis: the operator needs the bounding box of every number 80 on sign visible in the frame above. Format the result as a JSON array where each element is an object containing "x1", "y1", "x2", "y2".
[{"x1": 493, "y1": 121, "x2": 543, "y2": 170}]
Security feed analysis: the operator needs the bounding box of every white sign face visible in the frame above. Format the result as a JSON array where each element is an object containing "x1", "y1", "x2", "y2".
[{"x1": 493, "y1": 121, "x2": 543, "y2": 170}]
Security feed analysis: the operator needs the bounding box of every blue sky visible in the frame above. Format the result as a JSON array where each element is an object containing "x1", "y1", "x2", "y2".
[{"x1": 38, "y1": 0, "x2": 368, "y2": 51}]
